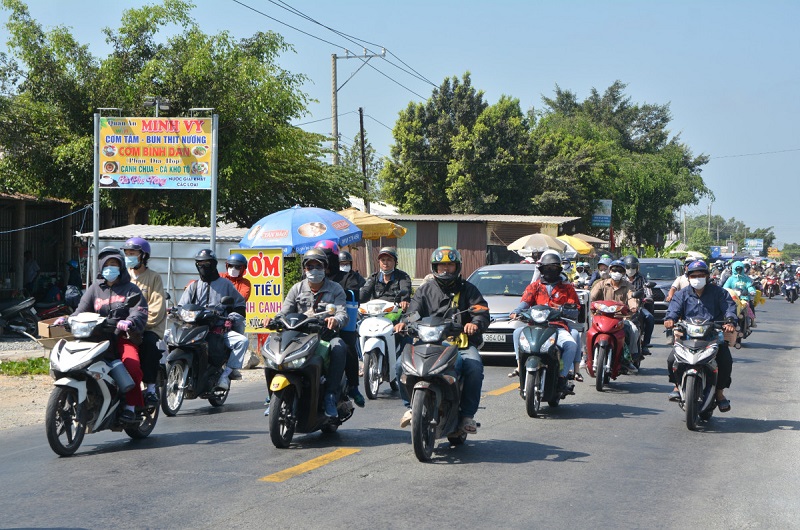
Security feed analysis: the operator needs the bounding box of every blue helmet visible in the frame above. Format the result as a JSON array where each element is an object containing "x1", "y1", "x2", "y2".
[
  {"x1": 609, "y1": 259, "x2": 625, "y2": 271},
  {"x1": 226, "y1": 253, "x2": 247, "y2": 267},
  {"x1": 598, "y1": 257, "x2": 612, "y2": 268},
  {"x1": 687, "y1": 260, "x2": 710, "y2": 274}
]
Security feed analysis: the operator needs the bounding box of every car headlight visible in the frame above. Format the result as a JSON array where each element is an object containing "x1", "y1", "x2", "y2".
[
  {"x1": 69, "y1": 319, "x2": 97, "y2": 339},
  {"x1": 417, "y1": 324, "x2": 446, "y2": 342},
  {"x1": 530, "y1": 309, "x2": 549, "y2": 323},
  {"x1": 179, "y1": 308, "x2": 199, "y2": 323}
]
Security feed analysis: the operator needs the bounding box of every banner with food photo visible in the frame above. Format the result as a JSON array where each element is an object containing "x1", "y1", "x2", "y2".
[{"x1": 98, "y1": 117, "x2": 213, "y2": 189}]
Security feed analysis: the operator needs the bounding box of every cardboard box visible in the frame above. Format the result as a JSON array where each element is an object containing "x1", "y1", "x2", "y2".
[{"x1": 38, "y1": 317, "x2": 74, "y2": 339}]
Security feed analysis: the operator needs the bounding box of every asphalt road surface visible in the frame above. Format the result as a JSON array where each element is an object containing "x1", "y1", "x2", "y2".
[{"x1": 2, "y1": 299, "x2": 799, "y2": 529}]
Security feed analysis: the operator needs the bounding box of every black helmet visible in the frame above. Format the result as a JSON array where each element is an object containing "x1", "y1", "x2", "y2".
[
  {"x1": 623, "y1": 255, "x2": 639, "y2": 268},
  {"x1": 538, "y1": 253, "x2": 562, "y2": 268},
  {"x1": 377, "y1": 247, "x2": 399, "y2": 263},
  {"x1": 194, "y1": 249, "x2": 217, "y2": 262},
  {"x1": 339, "y1": 251, "x2": 353, "y2": 263},
  {"x1": 98, "y1": 246, "x2": 123, "y2": 261},
  {"x1": 301, "y1": 248, "x2": 328, "y2": 269}
]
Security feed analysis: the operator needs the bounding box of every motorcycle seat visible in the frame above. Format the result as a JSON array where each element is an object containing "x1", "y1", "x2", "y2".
[{"x1": 0, "y1": 297, "x2": 36, "y2": 316}]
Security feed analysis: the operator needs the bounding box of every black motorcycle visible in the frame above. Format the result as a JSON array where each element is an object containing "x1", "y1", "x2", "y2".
[
  {"x1": 0, "y1": 297, "x2": 38, "y2": 338},
  {"x1": 160, "y1": 297, "x2": 235, "y2": 416}
]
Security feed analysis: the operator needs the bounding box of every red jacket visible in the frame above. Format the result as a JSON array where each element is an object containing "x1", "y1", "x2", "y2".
[
  {"x1": 520, "y1": 281, "x2": 579, "y2": 309},
  {"x1": 220, "y1": 273, "x2": 251, "y2": 301}
]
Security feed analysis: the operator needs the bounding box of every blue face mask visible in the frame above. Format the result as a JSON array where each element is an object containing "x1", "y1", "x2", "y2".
[
  {"x1": 102, "y1": 266, "x2": 120, "y2": 282},
  {"x1": 124, "y1": 256, "x2": 139, "y2": 269}
]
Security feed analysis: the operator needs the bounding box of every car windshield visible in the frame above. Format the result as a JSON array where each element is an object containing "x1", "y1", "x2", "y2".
[
  {"x1": 468, "y1": 269, "x2": 534, "y2": 296},
  {"x1": 639, "y1": 263, "x2": 678, "y2": 280}
]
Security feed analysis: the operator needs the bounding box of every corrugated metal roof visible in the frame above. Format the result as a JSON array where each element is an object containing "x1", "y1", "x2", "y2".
[
  {"x1": 78, "y1": 223, "x2": 247, "y2": 242},
  {"x1": 383, "y1": 214, "x2": 580, "y2": 224}
]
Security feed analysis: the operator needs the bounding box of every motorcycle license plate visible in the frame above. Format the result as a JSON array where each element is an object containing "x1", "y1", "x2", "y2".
[{"x1": 483, "y1": 333, "x2": 508, "y2": 343}]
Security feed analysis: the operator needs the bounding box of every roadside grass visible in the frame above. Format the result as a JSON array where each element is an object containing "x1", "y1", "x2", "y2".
[{"x1": 0, "y1": 357, "x2": 49, "y2": 376}]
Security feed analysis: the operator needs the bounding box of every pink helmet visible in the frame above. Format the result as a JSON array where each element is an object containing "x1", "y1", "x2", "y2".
[{"x1": 314, "y1": 240, "x2": 340, "y2": 254}]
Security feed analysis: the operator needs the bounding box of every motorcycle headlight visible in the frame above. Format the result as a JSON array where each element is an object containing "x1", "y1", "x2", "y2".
[
  {"x1": 179, "y1": 308, "x2": 200, "y2": 323},
  {"x1": 69, "y1": 319, "x2": 98, "y2": 339},
  {"x1": 287, "y1": 357, "x2": 306, "y2": 369},
  {"x1": 530, "y1": 309, "x2": 549, "y2": 323},
  {"x1": 417, "y1": 324, "x2": 446, "y2": 342},
  {"x1": 265, "y1": 357, "x2": 281, "y2": 369},
  {"x1": 540, "y1": 336, "x2": 556, "y2": 353},
  {"x1": 685, "y1": 324, "x2": 708, "y2": 338}
]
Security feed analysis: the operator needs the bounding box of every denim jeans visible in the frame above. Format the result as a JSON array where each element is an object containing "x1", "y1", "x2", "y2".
[
  {"x1": 623, "y1": 320, "x2": 640, "y2": 355},
  {"x1": 223, "y1": 330, "x2": 248, "y2": 370},
  {"x1": 639, "y1": 307, "x2": 655, "y2": 346},
  {"x1": 395, "y1": 344, "x2": 484, "y2": 418},
  {"x1": 326, "y1": 337, "x2": 347, "y2": 395},
  {"x1": 512, "y1": 326, "x2": 578, "y2": 377}
]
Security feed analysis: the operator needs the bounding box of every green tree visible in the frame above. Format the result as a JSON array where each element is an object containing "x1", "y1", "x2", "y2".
[
  {"x1": 688, "y1": 227, "x2": 713, "y2": 254},
  {"x1": 0, "y1": 0, "x2": 357, "y2": 226}
]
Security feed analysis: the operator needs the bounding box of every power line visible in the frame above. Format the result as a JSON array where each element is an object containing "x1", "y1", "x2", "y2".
[
  {"x1": 294, "y1": 110, "x2": 358, "y2": 127},
  {"x1": 364, "y1": 114, "x2": 393, "y2": 132},
  {"x1": 711, "y1": 148, "x2": 800, "y2": 159},
  {"x1": 0, "y1": 205, "x2": 91, "y2": 235}
]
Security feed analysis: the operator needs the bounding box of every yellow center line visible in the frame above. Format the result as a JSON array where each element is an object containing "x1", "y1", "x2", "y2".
[
  {"x1": 485, "y1": 382, "x2": 520, "y2": 396},
  {"x1": 259, "y1": 447, "x2": 360, "y2": 483}
]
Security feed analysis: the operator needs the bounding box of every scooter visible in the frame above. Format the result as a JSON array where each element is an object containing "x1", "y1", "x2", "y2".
[
  {"x1": 764, "y1": 277, "x2": 780, "y2": 299},
  {"x1": 515, "y1": 304, "x2": 578, "y2": 417},
  {"x1": 783, "y1": 277, "x2": 798, "y2": 303},
  {"x1": 160, "y1": 297, "x2": 235, "y2": 416},
  {"x1": 263, "y1": 306, "x2": 355, "y2": 448},
  {"x1": 0, "y1": 297, "x2": 39, "y2": 338},
  {"x1": 585, "y1": 300, "x2": 629, "y2": 391},
  {"x1": 358, "y1": 295, "x2": 404, "y2": 399},
  {"x1": 669, "y1": 319, "x2": 723, "y2": 431},
  {"x1": 45, "y1": 294, "x2": 158, "y2": 456},
  {"x1": 400, "y1": 304, "x2": 485, "y2": 462}
]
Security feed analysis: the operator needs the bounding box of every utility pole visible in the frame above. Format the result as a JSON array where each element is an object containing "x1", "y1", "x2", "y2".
[
  {"x1": 682, "y1": 210, "x2": 686, "y2": 245},
  {"x1": 359, "y1": 107, "x2": 370, "y2": 214},
  {"x1": 707, "y1": 203, "x2": 711, "y2": 235},
  {"x1": 331, "y1": 49, "x2": 385, "y2": 165}
]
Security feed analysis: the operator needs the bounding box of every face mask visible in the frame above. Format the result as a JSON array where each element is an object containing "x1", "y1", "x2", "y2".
[
  {"x1": 340, "y1": 265, "x2": 352, "y2": 272},
  {"x1": 540, "y1": 267, "x2": 561, "y2": 283},
  {"x1": 227, "y1": 267, "x2": 240, "y2": 278},
  {"x1": 306, "y1": 269, "x2": 325, "y2": 283},
  {"x1": 381, "y1": 267, "x2": 395, "y2": 276},
  {"x1": 196, "y1": 263, "x2": 219, "y2": 283},
  {"x1": 610, "y1": 271, "x2": 624, "y2": 282},
  {"x1": 124, "y1": 256, "x2": 139, "y2": 269},
  {"x1": 599, "y1": 270, "x2": 610, "y2": 279},
  {"x1": 689, "y1": 277, "x2": 706, "y2": 290},
  {"x1": 626, "y1": 268, "x2": 637, "y2": 277},
  {"x1": 576, "y1": 267, "x2": 584, "y2": 273},
  {"x1": 102, "y1": 266, "x2": 120, "y2": 282}
]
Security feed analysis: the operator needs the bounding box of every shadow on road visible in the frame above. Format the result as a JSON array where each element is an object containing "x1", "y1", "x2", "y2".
[
  {"x1": 546, "y1": 402, "x2": 663, "y2": 420},
  {"x1": 587, "y1": 379, "x2": 674, "y2": 396},
  {"x1": 75, "y1": 429, "x2": 262, "y2": 456},
  {"x1": 699, "y1": 416, "x2": 800, "y2": 434},
  {"x1": 737, "y1": 342, "x2": 795, "y2": 351},
  {"x1": 429, "y1": 438, "x2": 589, "y2": 465},
  {"x1": 282, "y1": 427, "x2": 409, "y2": 449}
]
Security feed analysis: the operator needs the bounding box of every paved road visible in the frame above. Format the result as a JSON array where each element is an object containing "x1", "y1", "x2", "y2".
[{"x1": 2, "y1": 300, "x2": 799, "y2": 529}]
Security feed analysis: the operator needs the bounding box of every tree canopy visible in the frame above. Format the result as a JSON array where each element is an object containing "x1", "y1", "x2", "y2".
[{"x1": 0, "y1": 0, "x2": 357, "y2": 226}]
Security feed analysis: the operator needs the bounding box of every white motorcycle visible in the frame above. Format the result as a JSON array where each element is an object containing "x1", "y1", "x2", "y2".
[
  {"x1": 45, "y1": 300, "x2": 158, "y2": 456},
  {"x1": 358, "y1": 298, "x2": 404, "y2": 400}
]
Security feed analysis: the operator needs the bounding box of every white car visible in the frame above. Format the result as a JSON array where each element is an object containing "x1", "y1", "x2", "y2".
[{"x1": 467, "y1": 264, "x2": 589, "y2": 357}]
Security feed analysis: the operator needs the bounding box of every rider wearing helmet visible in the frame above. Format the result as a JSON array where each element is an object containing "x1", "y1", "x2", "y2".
[
  {"x1": 623, "y1": 255, "x2": 655, "y2": 355},
  {"x1": 221, "y1": 253, "x2": 251, "y2": 301},
  {"x1": 178, "y1": 249, "x2": 248, "y2": 391},
  {"x1": 265, "y1": 248, "x2": 349, "y2": 418},
  {"x1": 664, "y1": 260, "x2": 737, "y2": 411},
  {"x1": 666, "y1": 257, "x2": 695, "y2": 302},
  {"x1": 359, "y1": 247, "x2": 411, "y2": 309},
  {"x1": 508, "y1": 252, "x2": 582, "y2": 390},
  {"x1": 122, "y1": 237, "x2": 167, "y2": 405},
  {"x1": 588, "y1": 256, "x2": 613, "y2": 287},
  {"x1": 589, "y1": 259, "x2": 641, "y2": 373},
  {"x1": 393, "y1": 246, "x2": 490, "y2": 434}
]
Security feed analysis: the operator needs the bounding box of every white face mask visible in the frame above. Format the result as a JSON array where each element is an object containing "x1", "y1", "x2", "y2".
[
  {"x1": 599, "y1": 269, "x2": 610, "y2": 279},
  {"x1": 610, "y1": 271, "x2": 624, "y2": 282},
  {"x1": 227, "y1": 267, "x2": 240, "y2": 278},
  {"x1": 689, "y1": 277, "x2": 706, "y2": 290},
  {"x1": 340, "y1": 265, "x2": 352, "y2": 272}
]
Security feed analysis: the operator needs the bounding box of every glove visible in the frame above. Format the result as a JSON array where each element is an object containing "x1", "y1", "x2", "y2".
[
  {"x1": 224, "y1": 319, "x2": 233, "y2": 331},
  {"x1": 53, "y1": 317, "x2": 67, "y2": 326},
  {"x1": 116, "y1": 320, "x2": 132, "y2": 332}
]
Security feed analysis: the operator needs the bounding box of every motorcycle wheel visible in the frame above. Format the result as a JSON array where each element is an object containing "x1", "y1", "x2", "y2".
[
  {"x1": 45, "y1": 387, "x2": 87, "y2": 457},
  {"x1": 208, "y1": 388, "x2": 229, "y2": 407},
  {"x1": 126, "y1": 389, "x2": 160, "y2": 439},
  {"x1": 594, "y1": 346, "x2": 607, "y2": 392},
  {"x1": 22, "y1": 311, "x2": 39, "y2": 337},
  {"x1": 685, "y1": 375, "x2": 701, "y2": 431},
  {"x1": 269, "y1": 387, "x2": 296, "y2": 448},
  {"x1": 389, "y1": 380, "x2": 399, "y2": 391},
  {"x1": 411, "y1": 389, "x2": 436, "y2": 462},
  {"x1": 363, "y1": 350, "x2": 381, "y2": 400},
  {"x1": 525, "y1": 370, "x2": 542, "y2": 418},
  {"x1": 161, "y1": 361, "x2": 187, "y2": 417}
]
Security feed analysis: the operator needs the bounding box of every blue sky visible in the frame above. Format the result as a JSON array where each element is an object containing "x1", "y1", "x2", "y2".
[{"x1": 4, "y1": 1, "x2": 799, "y2": 246}]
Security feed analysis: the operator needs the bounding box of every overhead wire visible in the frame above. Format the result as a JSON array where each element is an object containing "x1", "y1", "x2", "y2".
[{"x1": 0, "y1": 205, "x2": 92, "y2": 235}]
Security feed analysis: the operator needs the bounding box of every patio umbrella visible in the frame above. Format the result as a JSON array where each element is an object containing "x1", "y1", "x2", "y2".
[
  {"x1": 507, "y1": 233, "x2": 567, "y2": 253},
  {"x1": 557, "y1": 235, "x2": 595, "y2": 256},
  {"x1": 336, "y1": 207, "x2": 407, "y2": 239},
  {"x1": 239, "y1": 205, "x2": 363, "y2": 255}
]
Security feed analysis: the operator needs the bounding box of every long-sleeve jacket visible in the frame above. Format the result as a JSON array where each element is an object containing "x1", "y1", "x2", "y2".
[
  {"x1": 359, "y1": 269, "x2": 412, "y2": 304},
  {"x1": 178, "y1": 276, "x2": 246, "y2": 323},
  {"x1": 723, "y1": 271, "x2": 756, "y2": 296},
  {"x1": 590, "y1": 277, "x2": 639, "y2": 313},
  {"x1": 129, "y1": 267, "x2": 167, "y2": 338},
  {"x1": 409, "y1": 278, "x2": 489, "y2": 348},
  {"x1": 278, "y1": 278, "x2": 348, "y2": 329},
  {"x1": 665, "y1": 283, "x2": 737, "y2": 323},
  {"x1": 512, "y1": 281, "x2": 579, "y2": 314}
]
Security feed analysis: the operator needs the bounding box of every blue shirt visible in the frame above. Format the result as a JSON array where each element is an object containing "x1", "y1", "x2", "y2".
[{"x1": 665, "y1": 283, "x2": 737, "y2": 323}]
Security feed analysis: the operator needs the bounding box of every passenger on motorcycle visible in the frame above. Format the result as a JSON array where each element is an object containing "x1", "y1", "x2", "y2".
[
  {"x1": 588, "y1": 257, "x2": 612, "y2": 287},
  {"x1": 122, "y1": 237, "x2": 166, "y2": 406},
  {"x1": 623, "y1": 255, "x2": 655, "y2": 355},
  {"x1": 220, "y1": 253, "x2": 252, "y2": 303},
  {"x1": 589, "y1": 260, "x2": 641, "y2": 373},
  {"x1": 264, "y1": 248, "x2": 349, "y2": 418},
  {"x1": 313, "y1": 241, "x2": 366, "y2": 408},
  {"x1": 574, "y1": 262, "x2": 590, "y2": 288},
  {"x1": 666, "y1": 257, "x2": 694, "y2": 302},
  {"x1": 723, "y1": 261, "x2": 757, "y2": 326},
  {"x1": 178, "y1": 249, "x2": 248, "y2": 391},
  {"x1": 664, "y1": 260, "x2": 736, "y2": 411},
  {"x1": 359, "y1": 247, "x2": 412, "y2": 310},
  {"x1": 508, "y1": 252, "x2": 582, "y2": 390},
  {"x1": 393, "y1": 246, "x2": 489, "y2": 434},
  {"x1": 338, "y1": 250, "x2": 366, "y2": 282},
  {"x1": 54, "y1": 247, "x2": 149, "y2": 423}
]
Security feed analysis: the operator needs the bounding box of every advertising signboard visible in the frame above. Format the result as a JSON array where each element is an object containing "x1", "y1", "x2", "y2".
[
  {"x1": 237, "y1": 249, "x2": 283, "y2": 333},
  {"x1": 592, "y1": 199, "x2": 612, "y2": 227}
]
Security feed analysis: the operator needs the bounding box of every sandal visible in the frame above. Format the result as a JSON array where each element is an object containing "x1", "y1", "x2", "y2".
[
  {"x1": 717, "y1": 398, "x2": 731, "y2": 413},
  {"x1": 573, "y1": 372, "x2": 584, "y2": 382},
  {"x1": 507, "y1": 368, "x2": 519, "y2": 378},
  {"x1": 460, "y1": 417, "x2": 478, "y2": 434}
]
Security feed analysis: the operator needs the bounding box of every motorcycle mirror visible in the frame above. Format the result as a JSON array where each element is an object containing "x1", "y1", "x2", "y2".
[
  {"x1": 631, "y1": 290, "x2": 644, "y2": 300},
  {"x1": 325, "y1": 303, "x2": 336, "y2": 315},
  {"x1": 220, "y1": 296, "x2": 235, "y2": 306},
  {"x1": 164, "y1": 292, "x2": 171, "y2": 300},
  {"x1": 645, "y1": 281, "x2": 657, "y2": 288},
  {"x1": 126, "y1": 292, "x2": 141, "y2": 307}
]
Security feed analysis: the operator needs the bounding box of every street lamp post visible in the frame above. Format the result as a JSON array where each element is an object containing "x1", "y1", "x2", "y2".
[{"x1": 143, "y1": 96, "x2": 171, "y2": 117}]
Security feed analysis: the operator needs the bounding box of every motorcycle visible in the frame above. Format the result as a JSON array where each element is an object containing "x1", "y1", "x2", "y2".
[
  {"x1": 515, "y1": 304, "x2": 579, "y2": 418},
  {"x1": 400, "y1": 304, "x2": 485, "y2": 462},
  {"x1": 358, "y1": 294, "x2": 405, "y2": 399},
  {"x1": 0, "y1": 297, "x2": 39, "y2": 338},
  {"x1": 45, "y1": 294, "x2": 158, "y2": 456},
  {"x1": 160, "y1": 297, "x2": 235, "y2": 416},
  {"x1": 669, "y1": 319, "x2": 723, "y2": 431},
  {"x1": 726, "y1": 288, "x2": 752, "y2": 347},
  {"x1": 585, "y1": 300, "x2": 629, "y2": 391},
  {"x1": 783, "y1": 277, "x2": 798, "y2": 303},
  {"x1": 263, "y1": 306, "x2": 355, "y2": 448},
  {"x1": 764, "y1": 277, "x2": 780, "y2": 299}
]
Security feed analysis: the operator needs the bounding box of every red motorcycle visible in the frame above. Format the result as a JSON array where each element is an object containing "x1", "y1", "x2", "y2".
[
  {"x1": 764, "y1": 277, "x2": 780, "y2": 299},
  {"x1": 585, "y1": 300, "x2": 628, "y2": 391}
]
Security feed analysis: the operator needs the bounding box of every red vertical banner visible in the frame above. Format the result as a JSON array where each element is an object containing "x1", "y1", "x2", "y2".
[{"x1": 609, "y1": 227, "x2": 616, "y2": 252}]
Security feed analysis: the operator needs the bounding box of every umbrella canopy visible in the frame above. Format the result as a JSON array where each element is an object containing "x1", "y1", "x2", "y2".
[
  {"x1": 507, "y1": 233, "x2": 567, "y2": 253},
  {"x1": 573, "y1": 232, "x2": 609, "y2": 245},
  {"x1": 557, "y1": 235, "x2": 595, "y2": 256},
  {"x1": 686, "y1": 250, "x2": 707, "y2": 260},
  {"x1": 336, "y1": 207, "x2": 407, "y2": 240},
  {"x1": 239, "y1": 206, "x2": 363, "y2": 255}
]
